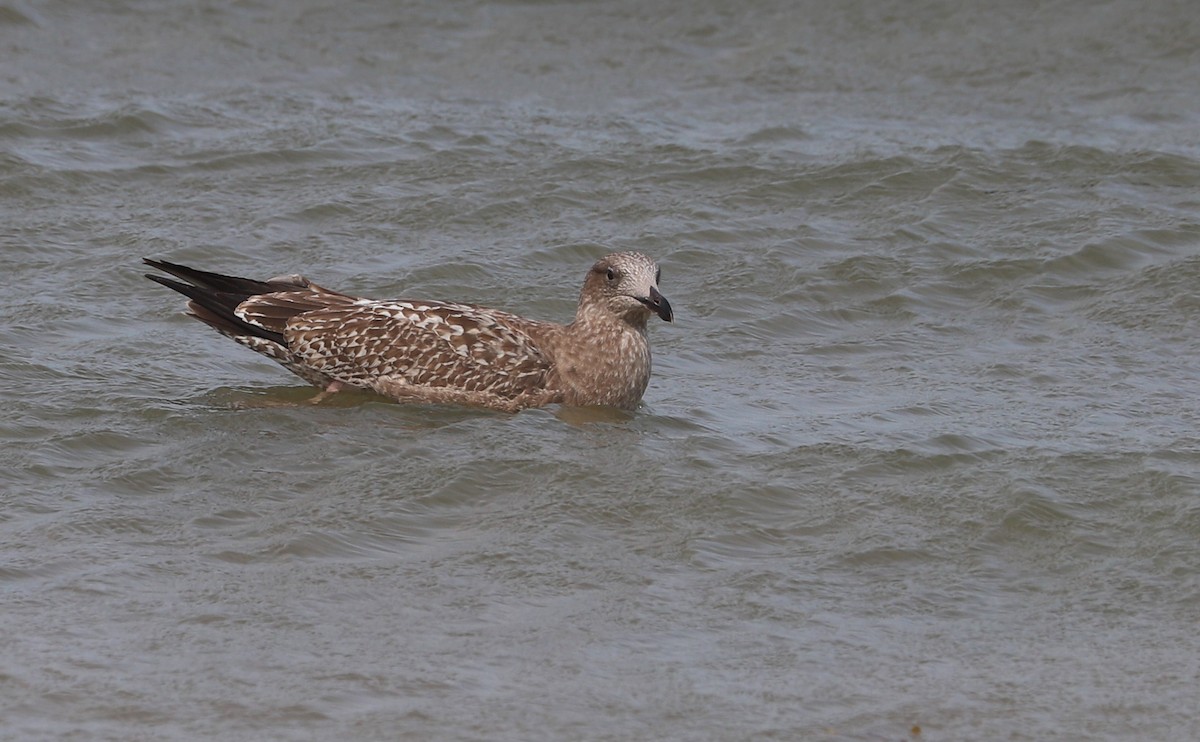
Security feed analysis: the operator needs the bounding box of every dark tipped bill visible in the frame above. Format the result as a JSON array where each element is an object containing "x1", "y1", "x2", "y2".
[{"x1": 642, "y1": 286, "x2": 673, "y2": 322}]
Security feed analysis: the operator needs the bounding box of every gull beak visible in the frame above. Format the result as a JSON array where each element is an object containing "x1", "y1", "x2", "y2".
[{"x1": 645, "y1": 285, "x2": 673, "y2": 323}]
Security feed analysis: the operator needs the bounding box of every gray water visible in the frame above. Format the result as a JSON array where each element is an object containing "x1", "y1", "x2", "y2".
[{"x1": 3, "y1": 1, "x2": 1200, "y2": 739}]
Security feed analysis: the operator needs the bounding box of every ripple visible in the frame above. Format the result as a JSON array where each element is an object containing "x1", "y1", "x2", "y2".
[{"x1": 3, "y1": 4, "x2": 1200, "y2": 739}]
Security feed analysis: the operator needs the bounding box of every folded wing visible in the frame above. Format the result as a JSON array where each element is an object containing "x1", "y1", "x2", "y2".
[{"x1": 254, "y1": 298, "x2": 555, "y2": 398}]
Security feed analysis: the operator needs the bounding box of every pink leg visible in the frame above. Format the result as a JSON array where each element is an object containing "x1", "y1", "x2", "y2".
[{"x1": 309, "y1": 380, "x2": 345, "y2": 404}]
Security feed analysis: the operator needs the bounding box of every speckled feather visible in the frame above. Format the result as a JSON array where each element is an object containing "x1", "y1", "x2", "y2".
[{"x1": 144, "y1": 253, "x2": 673, "y2": 411}]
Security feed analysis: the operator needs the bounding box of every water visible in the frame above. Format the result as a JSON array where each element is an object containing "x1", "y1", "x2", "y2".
[{"x1": 3, "y1": 1, "x2": 1200, "y2": 739}]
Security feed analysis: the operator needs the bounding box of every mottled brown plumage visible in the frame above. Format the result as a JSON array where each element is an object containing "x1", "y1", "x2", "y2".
[{"x1": 144, "y1": 253, "x2": 673, "y2": 411}]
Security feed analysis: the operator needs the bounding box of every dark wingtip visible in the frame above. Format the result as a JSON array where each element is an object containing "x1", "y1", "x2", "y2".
[
  {"x1": 143, "y1": 258, "x2": 198, "y2": 287},
  {"x1": 143, "y1": 257, "x2": 179, "y2": 273},
  {"x1": 143, "y1": 262, "x2": 285, "y2": 344},
  {"x1": 143, "y1": 272, "x2": 191, "y2": 292}
]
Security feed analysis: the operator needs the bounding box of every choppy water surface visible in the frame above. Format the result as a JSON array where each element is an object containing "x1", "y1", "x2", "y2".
[{"x1": 3, "y1": 1, "x2": 1200, "y2": 739}]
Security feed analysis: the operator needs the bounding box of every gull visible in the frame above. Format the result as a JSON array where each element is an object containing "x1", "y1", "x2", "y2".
[{"x1": 144, "y1": 252, "x2": 673, "y2": 411}]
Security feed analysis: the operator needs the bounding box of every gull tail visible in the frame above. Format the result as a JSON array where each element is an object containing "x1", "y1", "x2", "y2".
[{"x1": 143, "y1": 258, "x2": 286, "y2": 344}]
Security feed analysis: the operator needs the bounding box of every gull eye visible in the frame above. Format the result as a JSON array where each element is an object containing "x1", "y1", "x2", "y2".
[{"x1": 606, "y1": 267, "x2": 616, "y2": 282}]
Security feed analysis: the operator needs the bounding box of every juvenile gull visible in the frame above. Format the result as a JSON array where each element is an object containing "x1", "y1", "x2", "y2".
[{"x1": 144, "y1": 253, "x2": 673, "y2": 411}]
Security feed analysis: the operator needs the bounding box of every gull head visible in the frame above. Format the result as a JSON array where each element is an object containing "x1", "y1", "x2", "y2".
[{"x1": 580, "y1": 252, "x2": 673, "y2": 326}]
